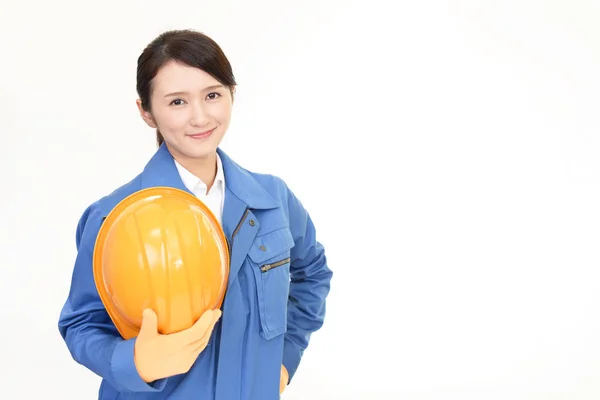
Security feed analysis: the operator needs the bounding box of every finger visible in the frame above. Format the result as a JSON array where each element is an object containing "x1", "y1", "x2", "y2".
[
  {"x1": 190, "y1": 310, "x2": 221, "y2": 347},
  {"x1": 178, "y1": 309, "x2": 216, "y2": 344},
  {"x1": 138, "y1": 308, "x2": 158, "y2": 337},
  {"x1": 187, "y1": 310, "x2": 221, "y2": 350},
  {"x1": 188, "y1": 336, "x2": 210, "y2": 356},
  {"x1": 191, "y1": 309, "x2": 221, "y2": 339},
  {"x1": 187, "y1": 326, "x2": 214, "y2": 355},
  {"x1": 169, "y1": 310, "x2": 214, "y2": 345}
]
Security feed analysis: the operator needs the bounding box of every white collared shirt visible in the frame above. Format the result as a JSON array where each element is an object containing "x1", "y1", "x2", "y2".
[{"x1": 174, "y1": 154, "x2": 225, "y2": 225}]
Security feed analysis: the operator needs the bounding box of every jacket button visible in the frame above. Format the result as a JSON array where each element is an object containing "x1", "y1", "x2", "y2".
[
  {"x1": 249, "y1": 219, "x2": 255, "y2": 226},
  {"x1": 259, "y1": 245, "x2": 267, "y2": 251}
]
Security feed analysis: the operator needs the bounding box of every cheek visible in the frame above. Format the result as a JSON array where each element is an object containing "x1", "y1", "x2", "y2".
[
  {"x1": 214, "y1": 104, "x2": 233, "y2": 123},
  {"x1": 156, "y1": 109, "x2": 189, "y2": 133}
]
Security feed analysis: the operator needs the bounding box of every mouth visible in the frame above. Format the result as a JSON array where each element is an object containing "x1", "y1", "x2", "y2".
[{"x1": 188, "y1": 128, "x2": 216, "y2": 139}]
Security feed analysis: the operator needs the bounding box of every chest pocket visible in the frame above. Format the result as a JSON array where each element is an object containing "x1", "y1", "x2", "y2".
[{"x1": 247, "y1": 227, "x2": 295, "y2": 340}]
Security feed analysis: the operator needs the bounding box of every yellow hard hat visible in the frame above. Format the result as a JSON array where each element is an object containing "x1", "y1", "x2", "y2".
[{"x1": 92, "y1": 187, "x2": 229, "y2": 340}]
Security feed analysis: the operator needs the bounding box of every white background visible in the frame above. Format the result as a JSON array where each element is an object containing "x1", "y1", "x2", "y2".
[{"x1": 1, "y1": 0, "x2": 600, "y2": 399}]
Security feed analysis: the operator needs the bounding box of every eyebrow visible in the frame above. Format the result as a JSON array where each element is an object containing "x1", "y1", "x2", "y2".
[{"x1": 164, "y1": 84, "x2": 225, "y2": 98}]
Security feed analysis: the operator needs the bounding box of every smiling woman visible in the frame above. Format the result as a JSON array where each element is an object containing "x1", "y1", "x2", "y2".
[
  {"x1": 135, "y1": 31, "x2": 237, "y2": 186},
  {"x1": 57, "y1": 29, "x2": 333, "y2": 400}
]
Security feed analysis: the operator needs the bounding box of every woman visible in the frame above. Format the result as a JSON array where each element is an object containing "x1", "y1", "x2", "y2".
[{"x1": 58, "y1": 29, "x2": 332, "y2": 400}]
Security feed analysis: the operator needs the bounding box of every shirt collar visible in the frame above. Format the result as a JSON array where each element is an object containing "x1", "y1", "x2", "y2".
[
  {"x1": 174, "y1": 153, "x2": 225, "y2": 194},
  {"x1": 138, "y1": 143, "x2": 279, "y2": 210}
]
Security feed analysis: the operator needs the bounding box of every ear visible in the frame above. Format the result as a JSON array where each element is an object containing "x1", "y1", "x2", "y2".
[
  {"x1": 230, "y1": 86, "x2": 236, "y2": 103},
  {"x1": 136, "y1": 99, "x2": 157, "y2": 128}
]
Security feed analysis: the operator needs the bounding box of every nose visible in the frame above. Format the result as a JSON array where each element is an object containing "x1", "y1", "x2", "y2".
[{"x1": 190, "y1": 101, "x2": 210, "y2": 127}]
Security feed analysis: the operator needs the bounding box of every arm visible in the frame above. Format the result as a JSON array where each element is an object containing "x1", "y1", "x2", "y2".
[
  {"x1": 57, "y1": 203, "x2": 167, "y2": 393},
  {"x1": 282, "y1": 188, "x2": 333, "y2": 382}
]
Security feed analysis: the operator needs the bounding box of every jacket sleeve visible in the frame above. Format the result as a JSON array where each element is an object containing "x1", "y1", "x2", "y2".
[
  {"x1": 57, "y1": 203, "x2": 168, "y2": 393},
  {"x1": 282, "y1": 187, "x2": 333, "y2": 382}
]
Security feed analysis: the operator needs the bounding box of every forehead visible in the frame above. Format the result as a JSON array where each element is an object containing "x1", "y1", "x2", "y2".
[{"x1": 152, "y1": 60, "x2": 221, "y2": 95}]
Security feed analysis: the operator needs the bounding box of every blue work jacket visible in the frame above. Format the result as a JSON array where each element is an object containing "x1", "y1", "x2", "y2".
[{"x1": 58, "y1": 144, "x2": 332, "y2": 399}]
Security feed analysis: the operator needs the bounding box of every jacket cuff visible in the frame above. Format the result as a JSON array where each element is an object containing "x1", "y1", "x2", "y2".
[
  {"x1": 111, "y1": 338, "x2": 167, "y2": 392},
  {"x1": 281, "y1": 338, "x2": 302, "y2": 382}
]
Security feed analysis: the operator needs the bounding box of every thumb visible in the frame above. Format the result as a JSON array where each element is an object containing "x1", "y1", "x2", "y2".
[{"x1": 139, "y1": 308, "x2": 158, "y2": 337}]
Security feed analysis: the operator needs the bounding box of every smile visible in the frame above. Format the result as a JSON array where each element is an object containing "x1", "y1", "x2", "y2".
[{"x1": 188, "y1": 128, "x2": 215, "y2": 139}]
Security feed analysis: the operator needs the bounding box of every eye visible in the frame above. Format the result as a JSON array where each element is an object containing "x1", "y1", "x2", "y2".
[
  {"x1": 170, "y1": 98, "x2": 186, "y2": 106},
  {"x1": 207, "y1": 92, "x2": 221, "y2": 100}
]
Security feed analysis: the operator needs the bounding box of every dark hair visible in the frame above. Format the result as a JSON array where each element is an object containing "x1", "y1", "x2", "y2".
[{"x1": 136, "y1": 29, "x2": 237, "y2": 146}]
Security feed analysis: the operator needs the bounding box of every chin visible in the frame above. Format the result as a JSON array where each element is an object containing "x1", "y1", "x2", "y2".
[
  {"x1": 185, "y1": 144, "x2": 219, "y2": 159},
  {"x1": 166, "y1": 141, "x2": 217, "y2": 160}
]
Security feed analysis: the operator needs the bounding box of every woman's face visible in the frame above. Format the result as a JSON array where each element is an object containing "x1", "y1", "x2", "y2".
[{"x1": 137, "y1": 60, "x2": 233, "y2": 161}]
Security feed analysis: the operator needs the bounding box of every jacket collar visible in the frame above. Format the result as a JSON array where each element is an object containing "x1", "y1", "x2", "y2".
[{"x1": 139, "y1": 143, "x2": 279, "y2": 210}]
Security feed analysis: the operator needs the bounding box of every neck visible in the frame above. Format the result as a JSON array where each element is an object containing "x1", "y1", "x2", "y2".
[{"x1": 173, "y1": 151, "x2": 218, "y2": 192}]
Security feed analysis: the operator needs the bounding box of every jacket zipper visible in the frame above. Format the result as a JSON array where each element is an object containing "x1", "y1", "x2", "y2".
[
  {"x1": 227, "y1": 208, "x2": 249, "y2": 256},
  {"x1": 260, "y1": 257, "x2": 291, "y2": 273}
]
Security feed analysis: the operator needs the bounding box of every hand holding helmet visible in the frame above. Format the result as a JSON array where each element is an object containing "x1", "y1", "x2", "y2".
[{"x1": 134, "y1": 308, "x2": 222, "y2": 382}]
